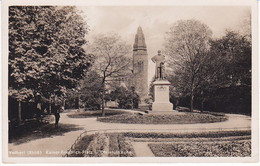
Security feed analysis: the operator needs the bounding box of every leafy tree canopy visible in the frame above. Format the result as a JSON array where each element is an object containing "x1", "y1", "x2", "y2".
[{"x1": 9, "y1": 6, "x2": 93, "y2": 102}]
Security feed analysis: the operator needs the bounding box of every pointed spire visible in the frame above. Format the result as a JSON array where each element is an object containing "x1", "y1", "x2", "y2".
[{"x1": 133, "y1": 26, "x2": 147, "y2": 51}]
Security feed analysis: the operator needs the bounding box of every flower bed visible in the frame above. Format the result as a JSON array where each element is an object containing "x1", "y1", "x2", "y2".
[
  {"x1": 66, "y1": 130, "x2": 250, "y2": 157},
  {"x1": 148, "y1": 140, "x2": 251, "y2": 157},
  {"x1": 97, "y1": 113, "x2": 228, "y2": 124},
  {"x1": 67, "y1": 109, "x2": 130, "y2": 118},
  {"x1": 123, "y1": 130, "x2": 251, "y2": 139},
  {"x1": 67, "y1": 134, "x2": 94, "y2": 157},
  {"x1": 66, "y1": 133, "x2": 135, "y2": 157}
]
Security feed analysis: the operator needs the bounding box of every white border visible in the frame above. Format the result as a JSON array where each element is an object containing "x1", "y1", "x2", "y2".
[{"x1": 2, "y1": 0, "x2": 258, "y2": 164}]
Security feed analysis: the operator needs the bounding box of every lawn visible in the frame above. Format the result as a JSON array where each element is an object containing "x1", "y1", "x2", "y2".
[
  {"x1": 97, "y1": 112, "x2": 228, "y2": 124},
  {"x1": 67, "y1": 109, "x2": 131, "y2": 118}
]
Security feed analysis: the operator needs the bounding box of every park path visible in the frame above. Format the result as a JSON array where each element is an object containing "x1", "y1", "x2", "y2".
[
  {"x1": 131, "y1": 142, "x2": 154, "y2": 157},
  {"x1": 8, "y1": 111, "x2": 251, "y2": 157}
]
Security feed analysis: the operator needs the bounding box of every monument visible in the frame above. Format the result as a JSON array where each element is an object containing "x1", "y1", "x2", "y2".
[
  {"x1": 151, "y1": 50, "x2": 173, "y2": 114},
  {"x1": 132, "y1": 26, "x2": 149, "y2": 105}
]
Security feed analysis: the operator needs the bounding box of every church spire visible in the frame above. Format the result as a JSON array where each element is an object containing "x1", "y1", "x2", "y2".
[{"x1": 133, "y1": 26, "x2": 147, "y2": 51}]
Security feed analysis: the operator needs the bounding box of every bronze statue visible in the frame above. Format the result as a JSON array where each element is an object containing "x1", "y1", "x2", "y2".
[{"x1": 151, "y1": 50, "x2": 166, "y2": 80}]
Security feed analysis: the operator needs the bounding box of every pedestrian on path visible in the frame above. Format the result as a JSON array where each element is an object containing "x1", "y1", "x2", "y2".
[
  {"x1": 54, "y1": 110, "x2": 60, "y2": 129},
  {"x1": 52, "y1": 103, "x2": 61, "y2": 129}
]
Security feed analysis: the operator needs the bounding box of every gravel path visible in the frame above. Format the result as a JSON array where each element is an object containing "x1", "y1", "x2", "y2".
[
  {"x1": 131, "y1": 142, "x2": 154, "y2": 157},
  {"x1": 8, "y1": 111, "x2": 251, "y2": 157}
]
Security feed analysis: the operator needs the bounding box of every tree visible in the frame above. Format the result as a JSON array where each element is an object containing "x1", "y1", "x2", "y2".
[
  {"x1": 164, "y1": 19, "x2": 213, "y2": 112},
  {"x1": 89, "y1": 33, "x2": 132, "y2": 116},
  {"x1": 203, "y1": 31, "x2": 251, "y2": 114},
  {"x1": 109, "y1": 86, "x2": 139, "y2": 109},
  {"x1": 239, "y1": 10, "x2": 251, "y2": 42},
  {"x1": 78, "y1": 71, "x2": 102, "y2": 110},
  {"x1": 8, "y1": 6, "x2": 93, "y2": 104}
]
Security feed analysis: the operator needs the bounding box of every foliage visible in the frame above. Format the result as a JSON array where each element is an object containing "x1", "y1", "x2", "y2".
[
  {"x1": 88, "y1": 33, "x2": 132, "y2": 115},
  {"x1": 196, "y1": 31, "x2": 251, "y2": 114},
  {"x1": 165, "y1": 19, "x2": 251, "y2": 115},
  {"x1": 8, "y1": 6, "x2": 93, "y2": 102},
  {"x1": 109, "y1": 86, "x2": 140, "y2": 109},
  {"x1": 78, "y1": 71, "x2": 103, "y2": 110},
  {"x1": 164, "y1": 19, "x2": 213, "y2": 111}
]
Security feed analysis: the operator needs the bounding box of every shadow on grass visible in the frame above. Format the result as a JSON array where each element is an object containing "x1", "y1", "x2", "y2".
[{"x1": 9, "y1": 123, "x2": 84, "y2": 145}]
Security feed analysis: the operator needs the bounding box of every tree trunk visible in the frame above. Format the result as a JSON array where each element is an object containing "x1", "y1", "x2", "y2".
[
  {"x1": 75, "y1": 97, "x2": 79, "y2": 109},
  {"x1": 101, "y1": 83, "x2": 105, "y2": 116},
  {"x1": 18, "y1": 101, "x2": 22, "y2": 125},
  {"x1": 190, "y1": 94, "x2": 194, "y2": 112},
  {"x1": 201, "y1": 99, "x2": 204, "y2": 112},
  {"x1": 49, "y1": 96, "x2": 52, "y2": 114},
  {"x1": 190, "y1": 85, "x2": 194, "y2": 112},
  {"x1": 214, "y1": 101, "x2": 217, "y2": 112}
]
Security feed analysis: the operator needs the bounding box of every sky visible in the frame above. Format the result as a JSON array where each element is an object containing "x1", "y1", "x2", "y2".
[{"x1": 77, "y1": 6, "x2": 250, "y2": 84}]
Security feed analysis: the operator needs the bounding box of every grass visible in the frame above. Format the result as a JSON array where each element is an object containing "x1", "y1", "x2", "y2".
[
  {"x1": 67, "y1": 109, "x2": 131, "y2": 118},
  {"x1": 97, "y1": 112, "x2": 228, "y2": 124}
]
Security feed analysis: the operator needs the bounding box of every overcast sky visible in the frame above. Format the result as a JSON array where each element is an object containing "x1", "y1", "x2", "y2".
[{"x1": 77, "y1": 6, "x2": 250, "y2": 84}]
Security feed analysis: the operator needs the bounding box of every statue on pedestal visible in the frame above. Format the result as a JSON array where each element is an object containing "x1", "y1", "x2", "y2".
[
  {"x1": 151, "y1": 50, "x2": 173, "y2": 113},
  {"x1": 151, "y1": 50, "x2": 166, "y2": 80}
]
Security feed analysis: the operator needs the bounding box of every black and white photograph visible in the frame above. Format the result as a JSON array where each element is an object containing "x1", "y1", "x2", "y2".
[{"x1": 2, "y1": 0, "x2": 258, "y2": 164}]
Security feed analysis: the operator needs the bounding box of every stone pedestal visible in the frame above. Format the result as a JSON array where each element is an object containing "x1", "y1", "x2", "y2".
[{"x1": 151, "y1": 80, "x2": 173, "y2": 114}]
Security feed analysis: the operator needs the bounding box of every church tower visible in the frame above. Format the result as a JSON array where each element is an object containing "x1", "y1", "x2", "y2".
[{"x1": 132, "y1": 26, "x2": 148, "y2": 104}]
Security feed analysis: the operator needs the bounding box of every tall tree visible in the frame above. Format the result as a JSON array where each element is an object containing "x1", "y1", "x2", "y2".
[
  {"x1": 8, "y1": 6, "x2": 93, "y2": 104},
  {"x1": 78, "y1": 70, "x2": 103, "y2": 110},
  {"x1": 89, "y1": 33, "x2": 132, "y2": 116},
  {"x1": 164, "y1": 19, "x2": 213, "y2": 111},
  {"x1": 205, "y1": 31, "x2": 251, "y2": 114}
]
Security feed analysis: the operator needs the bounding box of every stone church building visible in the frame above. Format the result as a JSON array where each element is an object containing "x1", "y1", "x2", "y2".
[
  {"x1": 132, "y1": 26, "x2": 149, "y2": 104},
  {"x1": 108, "y1": 26, "x2": 149, "y2": 106}
]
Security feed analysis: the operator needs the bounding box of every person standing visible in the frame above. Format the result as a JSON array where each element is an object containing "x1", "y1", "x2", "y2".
[{"x1": 54, "y1": 109, "x2": 60, "y2": 129}]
